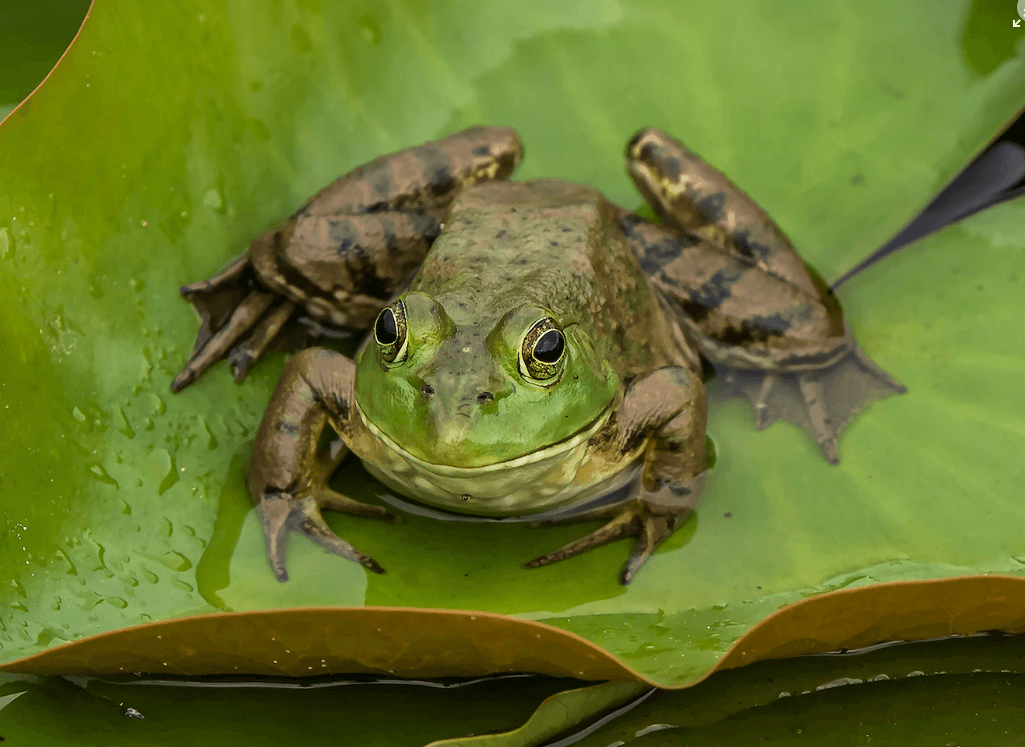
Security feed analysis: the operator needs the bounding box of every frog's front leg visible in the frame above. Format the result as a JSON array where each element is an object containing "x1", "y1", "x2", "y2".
[
  {"x1": 172, "y1": 126, "x2": 523, "y2": 392},
  {"x1": 624, "y1": 128, "x2": 905, "y2": 463},
  {"x1": 247, "y1": 347, "x2": 396, "y2": 581},
  {"x1": 527, "y1": 367, "x2": 708, "y2": 585}
]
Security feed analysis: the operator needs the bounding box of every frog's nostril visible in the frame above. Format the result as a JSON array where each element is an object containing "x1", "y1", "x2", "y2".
[
  {"x1": 421, "y1": 384, "x2": 435, "y2": 396},
  {"x1": 476, "y1": 391, "x2": 493, "y2": 404}
]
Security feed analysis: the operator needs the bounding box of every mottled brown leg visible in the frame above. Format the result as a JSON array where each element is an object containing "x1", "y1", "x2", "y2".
[
  {"x1": 625, "y1": 128, "x2": 821, "y2": 296},
  {"x1": 247, "y1": 347, "x2": 395, "y2": 581},
  {"x1": 527, "y1": 367, "x2": 707, "y2": 585},
  {"x1": 173, "y1": 126, "x2": 524, "y2": 392},
  {"x1": 622, "y1": 129, "x2": 906, "y2": 462}
]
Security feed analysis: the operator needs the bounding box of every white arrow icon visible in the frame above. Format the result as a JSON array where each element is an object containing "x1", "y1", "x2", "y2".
[{"x1": 1015, "y1": 18, "x2": 1021, "y2": 27}]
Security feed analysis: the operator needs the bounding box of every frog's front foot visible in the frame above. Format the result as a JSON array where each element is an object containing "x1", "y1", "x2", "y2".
[
  {"x1": 718, "y1": 344, "x2": 906, "y2": 464},
  {"x1": 257, "y1": 490, "x2": 395, "y2": 582},
  {"x1": 525, "y1": 500, "x2": 696, "y2": 585},
  {"x1": 171, "y1": 251, "x2": 298, "y2": 392}
]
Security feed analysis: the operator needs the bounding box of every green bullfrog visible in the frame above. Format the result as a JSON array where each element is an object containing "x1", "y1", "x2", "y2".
[{"x1": 171, "y1": 126, "x2": 904, "y2": 584}]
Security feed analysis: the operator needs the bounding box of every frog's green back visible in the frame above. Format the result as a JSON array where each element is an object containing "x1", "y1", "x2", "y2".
[{"x1": 412, "y1": 178, "x2": 687, "y2": 381}]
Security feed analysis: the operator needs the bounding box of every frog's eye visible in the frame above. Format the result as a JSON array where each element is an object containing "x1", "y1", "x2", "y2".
[
  {"x1": 519, "y1": 318, "x2": 566, "y2": 384},
  {"x1": 374, "y1": 300, "x2": 408, "y2": 364}
]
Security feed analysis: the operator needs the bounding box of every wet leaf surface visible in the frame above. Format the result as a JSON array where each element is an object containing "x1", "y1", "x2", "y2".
[
  {"x1": 3, "y1": 634, "x2": 1025, "y2": 746},
  {"x1": 0, "y1": 670, "x2": 583, "y2": 746},
  {"x1": 573, "y1": 633, "x2": 1025, "y2": 746},
  {"x1": 1, "y1": 0, "x2": 1024, "y2": 691}
]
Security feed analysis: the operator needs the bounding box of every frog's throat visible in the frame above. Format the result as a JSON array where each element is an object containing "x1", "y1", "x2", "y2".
[{"x1": 355, "y1": 401, "x2": 615, "y2": 476}]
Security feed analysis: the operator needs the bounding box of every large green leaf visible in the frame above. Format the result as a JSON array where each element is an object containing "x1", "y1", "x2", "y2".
[
  {"x1": 0, "y1": 0, "x2": 91, "y2": 120},
  {"x1": 2, "y1": 634, "x2": 1024, "y2": 745},
  {"x1": 2, "y1": 0, "x2": 1024, "y2": 689},
  {"x1": 0, "y1": 670, "x2": 586, "y2": 746}
]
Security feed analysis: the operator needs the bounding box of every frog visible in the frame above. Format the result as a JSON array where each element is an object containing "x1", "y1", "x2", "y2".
[{"x1": 171, "y1": 126, "x2": 904, "y2": 585}]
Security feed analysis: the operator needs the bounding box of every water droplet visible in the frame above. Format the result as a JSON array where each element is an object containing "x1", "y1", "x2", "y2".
[
  {"x1": 0, "y1": 227, "x2": 9, "y2": 260},
  {"x1": 159, "y1": 462, "x2": 179, "y2": 495},
  {"x1": 156, "y1": 551, "x2": 192, "y2": 572},
  {"x1": 129, "y1": 277, "x2": 146, "y2": 292},
  {"x1": 115, "y1": 406, "x2": 135, "y2": 439},
  {"x1": 356, "y1": 12, "x2": 382, "y2": 44},
  {"x1": 72, "y1": 406, "x2": 86, "y2": 423},
  {"x1": 106, "y1": 597, "x2": 128, "y2": 609},
  {"x1": 56, "y1": 549, "x2": 77, "y2": 576},
  {"x1": 88, "y1": 463, "x2": 119, "y2": 489},
  {"x1": 635, "y1": 725, "x2": 676, "y2": 738},
  {"x1": 147, "y1": 393, "x2": 166, "y2": 416},
  {"x1": 171, "y1": 579, "x2": 194, "y2": 593},
  {"x1": 203, "y1": 189, "x2": 223, "y2": 211},
  {"x1": 816, "y1": 677, "x2": 863, "y2": 691},
  {"x1": 199, "y1": 416, "x2": 219, "y2": 450},
  {"x1": 9, "y1": 579, "x2": 26, "y2": 598}
]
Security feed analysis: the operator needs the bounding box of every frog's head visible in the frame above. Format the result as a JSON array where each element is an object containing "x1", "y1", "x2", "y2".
[{"x1": 353, "y1": 291, "x2": 619, "y2": 468}]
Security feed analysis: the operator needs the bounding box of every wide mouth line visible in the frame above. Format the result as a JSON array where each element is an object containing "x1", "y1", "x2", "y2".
[{"x1": 355, "y1": 400, "x2": 615, "y2": 475}]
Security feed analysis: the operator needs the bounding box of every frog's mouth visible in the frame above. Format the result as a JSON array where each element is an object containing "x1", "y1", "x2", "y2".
[{"x1": 355, "y1": 401, "x2": 615, "y2": 477}]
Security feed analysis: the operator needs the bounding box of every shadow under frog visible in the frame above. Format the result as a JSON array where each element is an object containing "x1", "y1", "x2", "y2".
[{"x1": 171, "y1": 126, "x2": 904, "y2": 585}]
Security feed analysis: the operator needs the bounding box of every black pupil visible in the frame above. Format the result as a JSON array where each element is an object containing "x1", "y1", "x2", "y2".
[
  {"x1": 376, "y1": 308, "x2": 397, "y2": 345},
  {"x1": 534, "y1": 330, "x2": 564, "y2": 363}
]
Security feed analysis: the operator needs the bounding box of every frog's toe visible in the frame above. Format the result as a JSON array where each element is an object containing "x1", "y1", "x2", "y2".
[
  {"x1": 256, "y1": 493, "x2": 297, "y2": 582},
  {"x1": 256, "y1": 493, "x2": 385, "y2": 581},
  {"x1": 316, "y1": 489, "x2": 399, "y2": 522},
  {"x1": 172, "y1": 254, "x2": 306, "y2": 392},
  {"x1": 525, "y1": 509, "x2": 637, "y2": 570},
  {"x1": 752, "y1": 373, "x2": 781, "y2": 431},
  {"x1": 619, "y1": 508, "x2": 692, "y2": 586},
  {"x1": 226, "y1": 298, "x2": 297, "y2": 382},
  {"x1": 172, "y1": 288, "x2": 278, "y2": 391},
  {"x1": 527, "y1": 503, "x2": 692, "y2": 585},
  {"x1": 295, "y1": 497, "x2": 386, "y2": 574}
]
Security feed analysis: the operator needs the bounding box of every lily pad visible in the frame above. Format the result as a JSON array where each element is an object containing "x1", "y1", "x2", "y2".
[
  {"x1": 0, "y1": 0, "x2": 90, "y2": 120},
  {"x1": 1, "y1": 0, "x2": 1025, "y2": 690},
  {"x1": 0, "y1": 670, "x2": 589, "y2": 746}
]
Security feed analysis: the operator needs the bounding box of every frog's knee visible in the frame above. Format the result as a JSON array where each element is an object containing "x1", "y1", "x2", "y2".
[
  {"x1": 648, "y1": 366, "x2": 700, "y2": 394},
  {"x1": 625, "y1": 128, "x2": 695, "y2": 175}
]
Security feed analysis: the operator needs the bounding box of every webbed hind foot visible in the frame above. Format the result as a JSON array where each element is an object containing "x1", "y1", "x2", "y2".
[{"x1": 717, "y1": 345, "x2": 906, "y2": 463}]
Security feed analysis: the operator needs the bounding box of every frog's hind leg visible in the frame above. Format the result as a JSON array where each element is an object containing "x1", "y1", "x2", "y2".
[
  {"x1": 621, "y1": 127, "x2": 905, "y2": 462},
  {"x1": 172, "y1": 126, "x2": 524, "y2": 392}
]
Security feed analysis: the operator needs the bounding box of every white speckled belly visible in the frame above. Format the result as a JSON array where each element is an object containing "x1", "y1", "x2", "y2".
[{"x1": 355, "y1": 403, "x2": 636, "y2": 516}]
